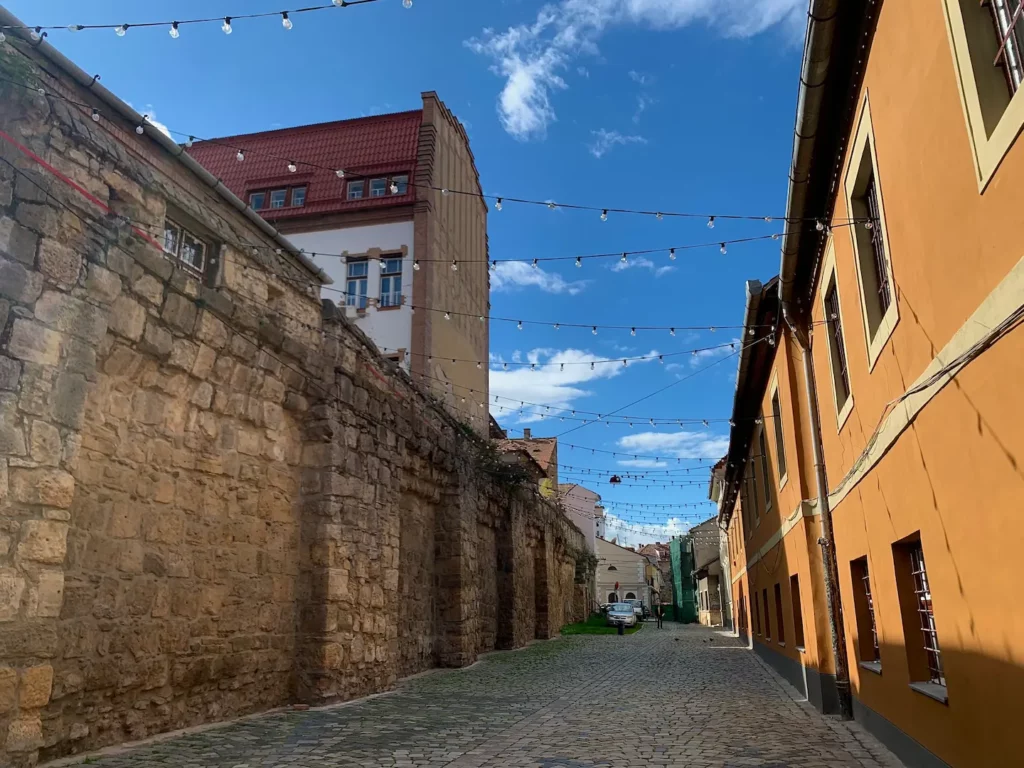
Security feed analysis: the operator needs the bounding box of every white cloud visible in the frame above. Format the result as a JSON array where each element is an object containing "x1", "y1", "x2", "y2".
[
  {"x1": 490, "y1": 347, "x2": 658, "y2": 424},
  {"x1": 490, "y1": 261, "x2": 589, "y2": 295},
  {"x1": 690, "y1": 338, "x2": 740, "y2": 366},
  {"x1": 610, "y1": 256, "x2": 675, "y2": 276},
  {"x1": 617, "y1": 430, "x2": 729, "y2": 459},
  {"x1": 466, "y1": 0, "x2": 804, "y2": 139},
  {"x1": 628, "y1": 70, "x2": 652, "y2": 85},
  {"x1": 588, "y1": 129, "x2": 647, "y2": 159},
  {"x1": 603, "y1": 510, "x2": 689, "y2": 548},
  {"x1": 129, "y1": 103, "x2": 172, "y2": 139},
  {"x1": 577, "y1": 65, "x2": 591, "y2": 77},
  {"x1": 618, "y1": 458, "x2": 668, "y2": 468},
  {"x1": 633, "y1": 93, "x2": 656, "y2": 124}
]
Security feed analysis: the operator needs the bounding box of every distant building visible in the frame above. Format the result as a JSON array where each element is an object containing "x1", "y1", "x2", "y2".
[
  {"x1": 690, "y1": 517, "x2": 724, "y2": 628},
  {"x1": 595, "y1": 538, "x2": 651, "y2": 608},
  {"x1": 558, "y1": 484, "x2": 604, "y2": 554},
  {"x1": 638, "y1": 542, "x2": 673, "y2": 607},
  {"x1": 188, "y1": 93, "x2": 489, "y2": 429},
  {"x1": 496, "y1": 428, "x2": 558, "y2": 498}
]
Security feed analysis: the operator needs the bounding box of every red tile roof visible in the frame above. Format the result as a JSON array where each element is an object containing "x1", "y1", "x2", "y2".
[{"x1": 186, "y1": 110, "x2": 422, "y2": 222}]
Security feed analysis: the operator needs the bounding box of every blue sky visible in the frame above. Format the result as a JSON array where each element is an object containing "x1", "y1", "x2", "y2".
[{"x1": 7, "y1": 0, "x2": 807, "y2": 544}]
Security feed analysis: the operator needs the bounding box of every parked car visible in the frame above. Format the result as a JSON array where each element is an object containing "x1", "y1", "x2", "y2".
[
  {"x1": 623, "y1": 599, "x2": 645, "y2": 620},
  {"x1": 606, "y1": 603, "x2": 638, "y2": 628}
]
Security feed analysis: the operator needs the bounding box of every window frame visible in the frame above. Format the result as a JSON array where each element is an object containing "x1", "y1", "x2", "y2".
[
  {"x1": 162, "y1": 217, "x2": 210, "y2": 279},
  {"x1": 893, "y1": 535, "x2": 948, "y2": 702},
  {"x1": 379, "y1": 255, "x2": 403, "y2": 309},
  {"x1": 249, "y1": 186, "x2": 306, "y2": 210},
  {"x1": 249, "y1": 191, "x2": 266, "y2": 210},
  {"x1": 790, "y1": 574, "x2": 805, "y2": 650},
  {"x1": 369, "y1": 178, "x2": 388, "y2": 198},
  {"x1": 774, "y1": 582, "x2": 786, "y2": 646},
  {"x1": 290, "y1": 186, "x2": 307, "y2": 207},
  {"x1": 757, "y1": 423, "x2": 773, "y2": 514},
  {"x1": 390, "y1": 173, "x2": 409, "y2": 195},
  {"x1": 762, "y1": 588, "x2": 771, "y2": 642},
  {"x1": 844, "y1": 94, "x2": 899, "y2": 373},
  {"x1": 769, "y1": 374, "x2": 788, "y2": 489},
  {"x1": 851, "y1": 557, "x2": 882, "y2": 673},
  {"x1": 942, "y1": 0, "x2": 1024, "y2": 190},
  {"x1": 345, "y1": 257, "x2": 369, "y2": 311},
  {"x1": 820, "y1": 242, "x2": 855, "y2": 430},
  {"x1": 347, "y1": 180, "x2": 366, "y2": 200}
]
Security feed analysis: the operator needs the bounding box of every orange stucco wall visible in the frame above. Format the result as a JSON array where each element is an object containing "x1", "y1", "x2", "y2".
[{"x1": 805, "y1": 2, "x2": 1024, "y2": 765}]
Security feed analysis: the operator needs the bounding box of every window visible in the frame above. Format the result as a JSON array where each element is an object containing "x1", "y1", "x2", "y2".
[
  {"x1": 893, "y1": 536, "x2": 947, "y2": 699},
  {"x1": 607, "y1": 565, "x2": 617, "y2": 571},
  {"x1": 162, "y1": 218, "x2": 208, "y2": 277},
  {"x1": 608, "y1": 592, "x2": 619, "y2": 603},
  {"x1": 345, "y1": 258, "x2": 368, "y2": 310},
  {"x1": 771, "y1": 388, "x2": 787, "y2": 483},
  {"x1": 845, "y1": 98, "x2": 898, "y2": 370},
  {"x1": 380, "y1": 257, "x2": 403, "y2": 308},
  {"x1": 347, "y1": 181, "x2": 365, "y2": 200},
  {"x1": 369, "y1": 178, "x2": 387, "y2": 197},
  {"x1": 825, "y1": 276, "x2": 852, "y2": 410},
  {"x1": 943, "y1": 0, "x2": 1024, "y2": 187},
  {"x1": 391, "y1": 174, "x2": 409, "y2": 194},
  {"x1": 249, "y1": 192, "x2": 266, "y2": 210},
  {"x1": 757, "y1": 426, "x2": 772, "y2": 512},
  {"x1": 291, "y1": 186, "x2": 306, "y2": 207},
  {"x1": 753, "y1": 592, "x2": 761, "y2": 635},
  {"x1": 790, "y1": 575, "x2": 805, "y2": 649},
  {"x1": 625, "y1": 592, "x2": 636, "y2": 600},
  {"x1": 851, "y1": 557, "x2": 881, "y2": 669},
  {"x1": 762, "y1": 589, "x2": 771, "y2": 641},
  {"x1": 738, "y1": 592, "x2": 748, "y2": 637},
  {"x1": 774, "y1": 583, "x2": 785, "y2": 645},
  {"x1": 269, "y1": 189, "x2": 288, "y2": 209}
]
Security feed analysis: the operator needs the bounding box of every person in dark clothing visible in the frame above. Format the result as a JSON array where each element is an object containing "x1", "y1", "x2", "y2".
[{"x1": 655, "y1": 604, "x2": 664, "y2": 629}]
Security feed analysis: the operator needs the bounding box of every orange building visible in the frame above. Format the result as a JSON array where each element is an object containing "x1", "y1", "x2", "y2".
[{"x1": 719, "y1": 1, "x2": 1024, "y2": 766}]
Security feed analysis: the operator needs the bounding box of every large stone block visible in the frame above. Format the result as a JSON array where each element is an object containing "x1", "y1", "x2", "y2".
[
  {"x1": 133, "y1": 274, "x2": 165, "y2": 307},
  {"x1": 29, "y1": 420, "x2": 61, "y2": 465},
  {"x1": 6, "y1": 715, "x2": 43, "y2": 753},
  {"x1": 0, "y1": 393, "x2": 26, "y2": 456},
  {"x1": 85, "y1": 263, "x2": 122, "y2": 303},
  {"x1": 19, "y1": 664, "x2": 53, "y2": 708},
  {"x1": 0, "y1": 216, "x2": 38, "y2": 266},
  {"x1": 0, "y1": 667, "x2": 15, "y2": 713},
  {"x1": 0, "y1": 258, "x2": 43, "y2": 304},
  {"x1": 108, "y1": 295, "x2": 147, "y2": 341},
  {"x1": 53, "y1": 372, "x2": 88, "y2": 429},
  {"x1": 33, "y1": 291, "x2": 107, "y2": 344},
  {"x1": 15, "y1": 519, "x2": 70, "y2": 564},
  {"x1": 0, "y1": 571, "x2": 26, "y2": 622},
  {"x1": 108, "y1": 502, "x2": 142, "y2": 539},
  {"x1": 10, "y1": 469, "x2": 74, "y2": 510},
  {"x1": 28, "y1": 570, "x2": 64, "y2": 619},
  {"x1": 0, "y1": 356, "x2": 19, "y2": 391},
  {"x1": 38, "y1": 238, "x2": 82, "y2": 289},
  {"x1": 7, "y1": 319, "x2": 61, "y2": 366},
  {"x1": 162, "y1": 292, "x2": 197, "y2": 334},
  {"x1": 195, "y1": 310, "x2": 229, "y2": 350}
]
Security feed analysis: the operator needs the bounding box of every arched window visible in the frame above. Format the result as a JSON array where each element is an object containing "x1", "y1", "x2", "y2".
[
  {"x1": 607, "y1": 565, "x2": 617, "y2": 571},
  {"x1": 608, "y1": 592, "x2": 619, "y2": 603},
  {"x1": 625, "y1": 592, "x2": 636, "y2": 600}
]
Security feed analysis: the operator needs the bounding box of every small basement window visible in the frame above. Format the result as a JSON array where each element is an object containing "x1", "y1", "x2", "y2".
[{"x1": 163, "y1": 218, "x2": 209, "y2": 277}]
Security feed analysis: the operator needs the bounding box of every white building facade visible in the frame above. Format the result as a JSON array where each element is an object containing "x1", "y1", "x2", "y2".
[
  {"x1": 595, "y1": 538, "x2": 652, "y2": 608},
  {"x1": 558, "y1": 484, "x2": 604, "y2": 554}
]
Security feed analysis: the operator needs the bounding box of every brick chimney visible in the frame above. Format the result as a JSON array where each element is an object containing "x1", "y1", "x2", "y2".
[{"x1": 523, "y1": 428, "x2": 531, "y2": 439}]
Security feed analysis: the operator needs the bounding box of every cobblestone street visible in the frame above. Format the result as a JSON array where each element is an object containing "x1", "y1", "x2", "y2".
[{"x1": 67, "y1": 624, "x2": 902, "y2": 768}]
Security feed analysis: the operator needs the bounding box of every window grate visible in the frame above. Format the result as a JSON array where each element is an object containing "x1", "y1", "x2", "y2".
[
  {"x1": 861, "y1": 564, "x2": 880, "y2": 662},
  {"x1": 910, "y1": 545, "x2": 945, "y2": 685},
  {"x1": 825, "y1": 283, "x2": 851, "y2": 403},
  {"x1": 865, "y1": 175, "x2": 892, "y2": 315},
  {"x1": 987, "y1": 0, "x2": 1024, "y2": 95}
]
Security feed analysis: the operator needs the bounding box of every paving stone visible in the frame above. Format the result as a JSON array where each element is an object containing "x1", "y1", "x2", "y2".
[{"x1": 72, "y1": 624, "x2": 904, "y2": 768}]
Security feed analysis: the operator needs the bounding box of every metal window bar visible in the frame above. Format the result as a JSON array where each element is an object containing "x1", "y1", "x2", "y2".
[
  {"x1": 987, "y1": 0, "x2": 1024, "y2": 95},
  {"x1": 825, "y1": 285, "x2": 851, "y2": 402},
  {"x1": 861, "y1": 565, "x2": 880, "y2": 662},
  {"x1": 865, "y1": 175, "x2": 892, "y2": 315},
  {"x1": 910, "y1": 545, "x2": 945, "y2": 686}
]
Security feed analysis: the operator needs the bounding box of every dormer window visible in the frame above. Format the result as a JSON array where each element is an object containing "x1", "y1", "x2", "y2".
[{"x1": 250, "y1": 186, "x2": 306, "y2": 210}]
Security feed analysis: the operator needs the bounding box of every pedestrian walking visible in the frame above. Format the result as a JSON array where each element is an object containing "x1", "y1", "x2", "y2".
[{"x1": 656, "y1": 604, "x2": 664, "y2": 629}]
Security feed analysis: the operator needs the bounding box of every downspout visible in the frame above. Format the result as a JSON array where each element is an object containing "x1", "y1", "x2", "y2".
[{"x1": 779, "y1": 0, "x2": 853, "y2": 719}]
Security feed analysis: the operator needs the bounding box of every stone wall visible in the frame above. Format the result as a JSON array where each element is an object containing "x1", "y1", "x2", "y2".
[{"x1": 0, "y1": 46, "x2": 584, "y2": 767}]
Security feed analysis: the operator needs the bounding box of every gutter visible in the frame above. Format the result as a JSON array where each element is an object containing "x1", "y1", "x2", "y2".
[
  {"x1": 776, "y1": 0, "x2": 852, "y2": 719},
  {"x1": 0, "y1": 6, "x2": 332, "y2": 286}
]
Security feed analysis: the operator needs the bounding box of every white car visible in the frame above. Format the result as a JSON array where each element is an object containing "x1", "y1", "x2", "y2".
[
  {"x1": 623, "y1": 599, "x2": 644, "y2": 619},
  {"x1": 605, "y1": 603, "x2": 638, "y2": 628}
]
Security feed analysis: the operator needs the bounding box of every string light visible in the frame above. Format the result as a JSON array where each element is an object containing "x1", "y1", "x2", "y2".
[
  {"x1": 669, "y1": 248, "x2": 676, "y2": 261},
  {"x1": 656, "y1": 212, "x2": 663, "y2": 221},
  {"x1": 403, "y1": 0, "x2": 413, "y2": 7},
  {"x1": 281, "y1": 12, "x2": 293, "y2": 29},
  {"x1": 531, "y1": 259, "x2": 538, "y2": 269},
  {"x1": 816, "y1": 219, "x2": 825, "y2": 232},
  {"x1": 592, "y1": 326, "x2": 598, "y2": 335},
  {"x1": 720, "y1": 242, "x2": 727, "y2": 255},
  {"x1": 441, "y1": 188, "x2": 450, "y2": 197},
  {"x1": 669, "y1": 328, "x2": 676, "y2": 337},
  {"x1": 444, "y1": 312, "x2": 451, "y2": 320},
  {"x1": 169, "y1": 22, "x2": 180, "y2": 38},
  {"x1": 335, "y1": 169, "x2": 346, "y2": 178},
  {"x1": 601, "y1": 209, "x2": 608, "y2": 222},
  {"x1": 450, "y1": 259, "x2": 458, "y2": 271},
  {"x1": 90, "y1": 108, "x2": 100, "y2": 123},
  {"x1": 115, "y1": 24, "x2": 128, "y2": 37},
  {"x1": 135, "y1": 119, "x2": 145, "y2": 135},
  {"x1": 548, "y1": 201, "x2": 557, "y2": 210},
  {"x1": 412, "y1": 260, "x2": 420, "y2": 271},
  {"x1": 575, "y1": 257, "x2": 582, "y2": 268},
  {"x1": 630, "y1": 327, "x2": 636, "y2": 336},
  {"x1": 30, "y1": 27, "x2": 42, "y2": 41},
  {"x1": 620, "y1": 252, "x2": 627, "y2": 264},
  {"x1": 222, "y1": 17, "x2": 233, "y2": 34},
  {"x1": 495, "y1": 198, "x2": 502, "y2": 211},
  {"x1": 287, "y1": 160, "x2": 297, "y2": 173},
  {"x1": 236, "y1": 149, "x2": 245, "y2": 162},
  {"x1": 707, "y1": 216, "x2": 715, "y2": 229},
  {"x1": 390, "y1": 180, "x2": 398, "y2": 194},
  {"x1": 517, "y1": 321, "x2": 523, "y2": 330}
]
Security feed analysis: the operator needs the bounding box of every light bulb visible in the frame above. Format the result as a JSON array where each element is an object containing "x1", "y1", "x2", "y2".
[
  {"x1": 553, "y1": 323, "x2": 559, "y2": 330},
  {"x1": 517, "y1": 321, "x2": 523, "y2": 330},
  {"x1": 592, "y1": 326, "x2": 597, "y2": 336},
  {"x1": 622, "y1": 359, "x2": 627, "y2": 367},
  {"x1": 444, "y1": 312, "x2": 451, "y2": 320},
  {"x1": 560, "y1": 363, "x2": 564, "y2": 372},
  {"x1": 412, "y1": 260, "x2": 420, "y2": 271},
  {"x1": 222, "y1": 17, "x2": 233, "y2": 34},
  {"x1": 68, "y1": 24, "x2": 83, "y2": 32},
  {"x1": 600, "y1": 209, "x2": 608, "y2": 222},
  {"x1": 479, "y1": 316, "x2": 485, "y2": 322},
  {"x1": 490, "y1": 260, "x2": 497, "y2": 271},
  {"x1": 390, "y1": 181, "x2": 398, "y2": 194},
  {"x1": 170, "y1": 22, "x2": 180, "y2": 38},
  {"x1": 575, "y1": 257, "x2": 582, "y2": 268},
  {"x1": 476, "y1": 362, "x2": 481, "y2": 369},
  {"x1": 772, "y1": 233, "x2": 779, "y2": 240},
  {"x1": 620, "y1": 253, "x2": 627, "y2": 264},
  {"x1": 764, "y1": 216, "x2": 773, "y2": 223},
  {"x1": 669, "y1": 328, "x2": 675, "y2": 337},
  {"x1": 403, "y1": 0, "x2": 413, "y2": 7},
  {"x1": 707, "y1": 216, "x2": 715, "y2": 229},
  {"x1": 656, "y1": 212, "x2": 663, "y2": 221},
  {"x1": 236, "y1": 149, "x2": 245, "y2": 162},
  {"x1": 495, "y1": 198, "x2": 502, "y2": 211},
  {"x1": 630, "y1": 328, "x2": 636, "y2": 336},
  {"x1": 590, "y1": 362, "x2": 595, "y2": 370},
  {"x1": 864, "y1": 220, "x2": 874, "y2": 230},
  {"x1": 548, "y1": 201, "x2": 556, "y2": 210},
  {"x1": 91, "y1": 109, "x2": 100, "y2": 123},
  {"x1": 333, "y1": 0, "x2": 345, "y2": 6},
  {"x1": 658, "y1": 356, "x2": 664, "y2": 364},
  {"x1": 30, "y1": 27, "x2": 42, "y2": 42},
  {"x1": 450, "y1": 259, "x2": 458, "y2": 271},
  {"x1": 503, "y1": 363, "x2": 508, "y2": 370},
  {"x1": 136, "y1": 124, "x2": 145, "y2": 135},
  {"x1": 185, "y1": 136, "x2": 194, "y2": 148},
  {"x1": 115, "y1": 25, "x2": 128, "y2": 37},
  {"x1": 720, "y1": 243, "x2": 727, "y2": 255},
  {"x1": 335, "y1": 169, "x2": 345, "y2": 178},
  {"x1": 531, "y1": 259, "x2": 538, "y2": 269},
  {"x1": 281, "y1": 13, "x2": 293, "y2": 29},
  {"x1": 287, "y1": 161, "x2": 297, "y2": 173},
  {"x1": 531, "y1": 363, "x2": 536, "y2": 371},
  {"x1": 441, "y1": 188, "x2": 450, "y2": 197},
  {"x1": 0, "y1": 31, "x2": 6, "y2": 44}
]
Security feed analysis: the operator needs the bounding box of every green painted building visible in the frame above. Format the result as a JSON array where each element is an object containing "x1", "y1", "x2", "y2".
[{"x1": 669, "y1": 536, "x2": 698, "y2": 623}]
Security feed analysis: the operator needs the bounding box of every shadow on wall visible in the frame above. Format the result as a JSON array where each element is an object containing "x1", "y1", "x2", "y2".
[{"x1": 849, "y1": 642, "x2": 1023, "y2": 768}]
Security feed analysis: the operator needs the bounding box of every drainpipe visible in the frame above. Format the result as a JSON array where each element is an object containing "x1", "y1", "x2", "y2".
[{"x1": 779, "y1": 0, "x2": 853, "y2": 719}]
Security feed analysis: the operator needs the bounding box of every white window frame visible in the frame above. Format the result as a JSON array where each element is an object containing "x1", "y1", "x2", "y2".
[
  {"x1": 380, "y1": 256, "x2": 403, "y2": 308},
  {"x1": 942, "y1": 0, "x2": 1024, "y2": 190},
  {"x1": 819, "y1": 241, "x2": 855, "y2": 430},
  {"x1": 162, "y1": 218, "x2": 208, "y2": 278},
  {"x1": 369, "y1": 178, "x2": 388, "y2": 198},
  {"x1": 269, "y1": 189, "x2": 287, "y2": 209},
  {"x1": 290, "y1": 186, "x2": 306, "y2": 207},
  {"x1": 390, "y1": 174, "x2": 409, "y2": 195},
  {"x1": 345, "y1": 258, "x2": 369, "y2": 310},
  {"x1": 768, "y1": 372, "x2": 788, "y2": 491},
  {"x1": 844, "y1": 94, "x2": 899, "y2": 373},
  {"x1": 347, "y1": 181, "x2": 364, "y2": 200}
]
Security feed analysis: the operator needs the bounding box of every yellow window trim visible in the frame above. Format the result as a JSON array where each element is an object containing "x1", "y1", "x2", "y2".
[
  {"x1": 844, "y1": 93, "x2": 899, "y2": 373},
  {"x1": 819, "y1": 240, "x2": 855, "y2": 432},
  {"x1": 941, "y1": 0, "x2": 1024, "y2": 191}
]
